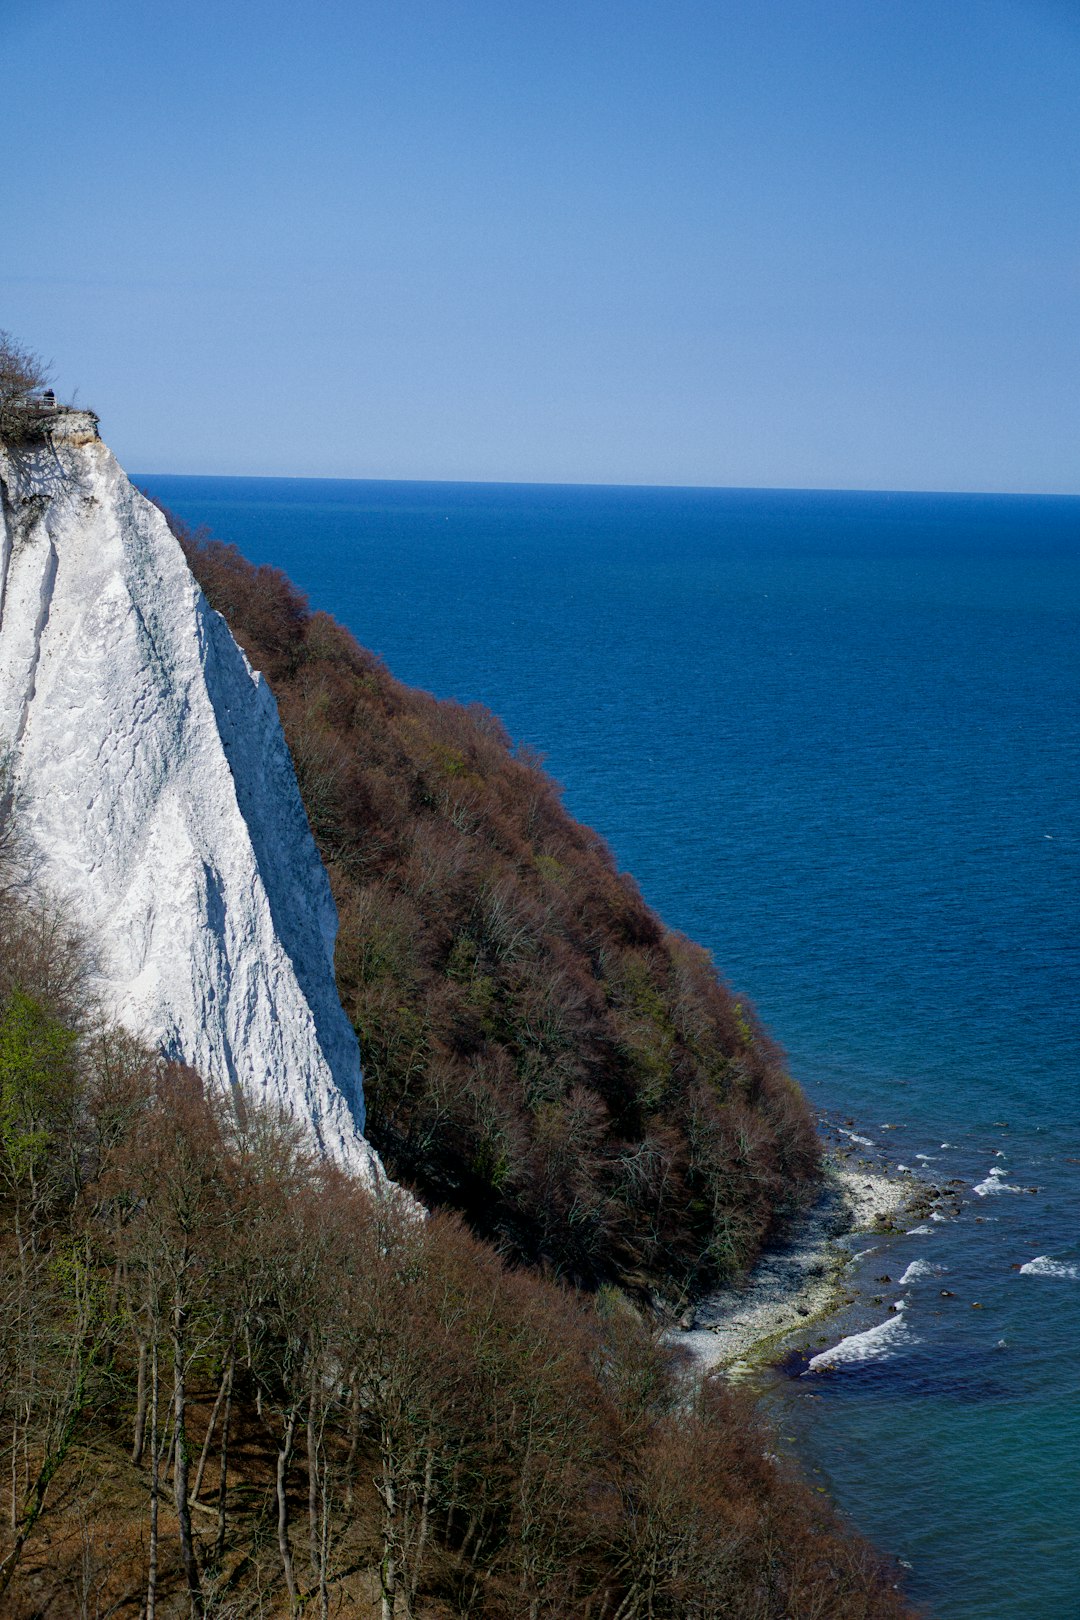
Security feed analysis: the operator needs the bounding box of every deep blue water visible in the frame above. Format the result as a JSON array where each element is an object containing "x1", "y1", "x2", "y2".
[{"x1": 139, "y1": 473, "x2": 1080, "y2": 1620}]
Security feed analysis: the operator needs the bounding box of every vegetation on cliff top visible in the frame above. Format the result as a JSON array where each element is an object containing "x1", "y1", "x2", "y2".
[
  {"x1": 0, "y1": 331, "x2": 53, "y2": 441},
  {"x1": 174, "y1": 522, "x2": 820, "y2": 1296}
]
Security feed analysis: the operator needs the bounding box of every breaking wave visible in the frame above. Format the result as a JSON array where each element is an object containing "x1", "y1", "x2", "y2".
[
  {"x1": 1019, "y1": 1256, "x2": 1078, "y2": 1280},
  {"x1": 838, "y1": 1127, "x2": 875, "y2": 1147},
  {"x1": 898, "y1": 1258, "x2": 944, "y2": 1285},
  {"x1": 973, "y1": 1166, "x2": 1023, "y2": 1197},
  {"x1": 805, "y1": 1303, "x2": 913, "y2": 1372}
]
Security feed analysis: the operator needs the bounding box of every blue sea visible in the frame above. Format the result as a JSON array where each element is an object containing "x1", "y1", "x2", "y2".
[{"x1": 139, "y1": 474, "x2": 1079, "y2": 1620}]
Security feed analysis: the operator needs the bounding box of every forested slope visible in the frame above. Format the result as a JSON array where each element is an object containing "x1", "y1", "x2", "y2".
[
  {"x1": 0, "y1": 864, "x2": 914, "y2": 1619},
  {"x1": 0, "y1": 502, "x2": 920, "y2": 1618},
  {"x1": 176, "y1": 523, "x2": 820, "y2": 1294}
]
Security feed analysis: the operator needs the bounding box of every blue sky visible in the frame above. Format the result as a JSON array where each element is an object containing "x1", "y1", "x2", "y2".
[{"x1": 3, "y1": 0, "x2": 1078, "y2": 490}]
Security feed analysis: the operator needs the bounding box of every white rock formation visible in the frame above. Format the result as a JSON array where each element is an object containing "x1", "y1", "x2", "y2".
[{"x1": 0, "y1": 419, "x2": 386, "y2": 1187}]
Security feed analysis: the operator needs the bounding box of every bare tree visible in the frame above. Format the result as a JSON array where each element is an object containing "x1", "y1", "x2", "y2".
[
  {"x1": 0, "y1": 332, "x2": 52, "y2": 441},
  {"x1": 107, "y1": 1067, "x2": 233, "y2": 1619}
]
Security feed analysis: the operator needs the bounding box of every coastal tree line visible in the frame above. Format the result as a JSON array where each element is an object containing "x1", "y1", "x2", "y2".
[{"x1": 0, "y1": 839, "x2": 914, "y2": 1617}]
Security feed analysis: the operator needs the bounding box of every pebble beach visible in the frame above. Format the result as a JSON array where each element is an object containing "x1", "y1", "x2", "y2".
[{"x1": 671, "y1": 1157, "x2": 931, "y2": 1374}]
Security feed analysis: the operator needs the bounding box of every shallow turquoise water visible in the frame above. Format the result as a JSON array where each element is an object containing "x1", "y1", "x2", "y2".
[{"x1": 141, "y1": 474, "x2": 1080, "y2": 1619}]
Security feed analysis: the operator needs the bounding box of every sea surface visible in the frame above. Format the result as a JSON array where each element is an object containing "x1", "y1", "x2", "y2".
[{"x1": 139, "y1": 473, "x2": 1080, "y2": 1620}]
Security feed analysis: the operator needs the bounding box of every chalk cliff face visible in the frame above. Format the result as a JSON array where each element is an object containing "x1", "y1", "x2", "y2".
[{"x1": 0, "y1": 419, "x2": 384, "y2": 1186}]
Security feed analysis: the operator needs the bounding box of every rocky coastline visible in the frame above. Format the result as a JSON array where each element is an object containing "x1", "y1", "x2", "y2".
[{"x1": 671, "y1": 1151, "x2": 957, "y2": 1375}]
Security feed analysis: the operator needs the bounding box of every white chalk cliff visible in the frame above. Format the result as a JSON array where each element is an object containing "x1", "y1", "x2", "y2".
[{"x1": 0, "y1": 417, "x2": 385, "y2": 1186}]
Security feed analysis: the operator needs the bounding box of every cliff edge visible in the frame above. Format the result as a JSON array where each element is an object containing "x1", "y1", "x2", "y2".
[{"x1": 0, "y1": 429, "x2": 384, "y2": 1185}]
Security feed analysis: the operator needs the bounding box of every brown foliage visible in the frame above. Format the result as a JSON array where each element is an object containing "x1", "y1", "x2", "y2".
[
  {"x1": 169, "y1": 518, "x2": 822, "y2": 1294},
  {"x1": 0, "y1": 526, "x2": 913, "y2": 1619},
  {"x1": 0, "y1": 1030, "x2": 915, "y2": 1619}
]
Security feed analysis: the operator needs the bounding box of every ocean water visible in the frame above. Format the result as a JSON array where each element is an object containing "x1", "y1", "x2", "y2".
[{"x1": 139, "y1": 474, "x2": 1080, "y2": 1620}]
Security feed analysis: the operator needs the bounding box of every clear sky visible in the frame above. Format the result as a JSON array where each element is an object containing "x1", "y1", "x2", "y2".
[{"x1": 2, "y1": 0, "x2": 1078, "y2": 491}]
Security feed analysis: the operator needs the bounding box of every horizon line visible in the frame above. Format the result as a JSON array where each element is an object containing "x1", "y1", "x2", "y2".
[{"x1": 131, "y1": 469, "x2": 1080, "y2": 502}]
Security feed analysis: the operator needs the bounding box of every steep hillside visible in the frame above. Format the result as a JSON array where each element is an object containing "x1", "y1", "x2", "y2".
[
  {"x1": 0, "y1": 419, "x2": 915, "y2": 1618},
  {"x1": 0, "y1": 861, "x2": 912, "y2": 1620},
  {"x1": 177, "y1": 523, "x2": 821, "y2": 1293}
]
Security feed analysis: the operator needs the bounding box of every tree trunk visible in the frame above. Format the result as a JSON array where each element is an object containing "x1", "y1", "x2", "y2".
[
  {"x1": 214, "y1": 1353, "x2": 234, "y2": 1568},
  {"x1": 307, "y1": 1361, "x2": 320, "y2": 1581},
  {"x1": 0, "y1": 1454, "x2": 58, "y2": 1602},
  {"x1": 377, "y1": 1432, "x2": 400, "y2": 1620},
  {"x1": 192, "y1": 1355, "x2": 231, "y2": 1500},
  {"x1": 131, "y1": 1339, "x2": 148, "y2": 1466},
  {"x1": 276, "y1": 1408, "x2": 300, "y2": 1612},
  {"x1": 146, "y1": 1342, "x2": 160, "y2": 1620},
  {"x1": 171, "y1": 1298, "x2": 202, "y2": 1617},
  {"x1": 408, "y1": 1446, "x2": 435, "y2": 1606},
  {"x1": 343, "y1": 1376, "x2": 361, "y2": 1513},
  {"x1": 8, "y1": 1406, "x2": 17, "y2": 1532},
  {"x1": 318, "y1": 1458, "x2": 331, "y2": 1620}
]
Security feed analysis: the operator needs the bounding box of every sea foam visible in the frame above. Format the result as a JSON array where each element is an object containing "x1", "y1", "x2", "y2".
[
  {"x1": 839, "y1": 1127, "x2": 875, "y2": 1147},
  {"x1": 1019, "y1": 1256, "x2": 1078, "y2": 1280},
  {"x1": 805, "y1": 1303, "x2": 912, "y2": 1372},
  {"x1": 898, "y1": 1258, "x2": 944, "y2": 1285},
  {"x1": 973, "y1": 1167, "x2": 1022, "y2": 1197}
]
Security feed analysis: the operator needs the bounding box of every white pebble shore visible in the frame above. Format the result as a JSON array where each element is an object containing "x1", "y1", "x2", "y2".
[{"x1": 670, "y1": 1161, "x2": 919, "y2": 1375}]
